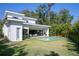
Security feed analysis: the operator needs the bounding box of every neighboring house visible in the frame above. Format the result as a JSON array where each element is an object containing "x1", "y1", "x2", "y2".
[{"x1": 3, "y1": 10, "x2": 51, "y2": 41}]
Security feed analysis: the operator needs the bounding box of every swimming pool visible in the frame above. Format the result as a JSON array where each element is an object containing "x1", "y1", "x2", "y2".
[{"x1": 38, "y1": 36, "x2": 66, "y2": 41}]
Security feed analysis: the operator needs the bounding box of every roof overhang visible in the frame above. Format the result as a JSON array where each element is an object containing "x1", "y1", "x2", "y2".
[
  {"x1": 23, "y1": 23, "x2": 51, "y2": 30},
  {"x1": 5, "y1": 10, "x2": 24, "y2": 16},
  {"x1": 5, "y1": 10, "x2": 37, "y2": 21},
  {"x1": 7, "y1": 18, "x2": 24, "y2": 22},
  {"x1": 23, "y1": 17, "x2": 37, "y2": 21}
]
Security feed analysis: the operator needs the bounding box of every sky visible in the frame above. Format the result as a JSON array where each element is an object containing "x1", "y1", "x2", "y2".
[{"x1": 0, "y1": 3, "x2": 79, "y2": 23}]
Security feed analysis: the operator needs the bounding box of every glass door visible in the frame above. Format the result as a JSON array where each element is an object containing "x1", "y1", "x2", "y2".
[{"x1": 16, "y1": 28, "x2": 20, "y2": 40}]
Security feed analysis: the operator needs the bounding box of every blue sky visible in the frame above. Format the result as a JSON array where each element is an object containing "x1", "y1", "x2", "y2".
[{"x1": 0, "y1": 3, "x2": 79, "y2": 23}]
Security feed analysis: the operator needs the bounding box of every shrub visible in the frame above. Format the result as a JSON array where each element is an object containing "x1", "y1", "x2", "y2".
[
  {"x1": 0, "y1": 33, "x2": 4, "y2": 38},
  {"x1": 68, "y1": 21, "x2": 79, "y2": 44},
  {"x1": 50, "y1": 23, "x2": 71, "y2": 37},
  {"x1": 3, "y1": 36, "x2": 10, "y2": 42},
  {"x1": 0, "y1": 21, "x2": 4, "y2": 38}
]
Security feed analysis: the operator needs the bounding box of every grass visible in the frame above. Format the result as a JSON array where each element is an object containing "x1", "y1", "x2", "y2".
[{"x1": 0, "y1": 37, "x2": 79, "y2": 56}]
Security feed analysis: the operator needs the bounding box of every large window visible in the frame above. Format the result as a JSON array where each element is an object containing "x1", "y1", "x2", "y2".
[{"x1": 16, "y1": 28, "x2": 20, "y2": 39}]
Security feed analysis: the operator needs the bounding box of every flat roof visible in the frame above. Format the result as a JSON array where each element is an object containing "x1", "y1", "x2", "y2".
[
  {"x1": 5, "y1": 10, "x2": 24, "y2": 16},
  {"x1": 5, "y1": 10, "x2": 37, "y2": 20}
]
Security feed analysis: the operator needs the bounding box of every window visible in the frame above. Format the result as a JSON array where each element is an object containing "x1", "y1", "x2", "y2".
[
  {"x1": 16, "y1": 28, "x2": 20, "y2": 39},
  {"x1": 26, "y1": 20, "x2": 28, "y2": 23},
  {"x1": 12, "y1": 16, "x2": 18, "y2": 19}
]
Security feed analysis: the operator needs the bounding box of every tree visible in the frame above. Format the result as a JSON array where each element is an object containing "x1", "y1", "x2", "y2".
[
  {"x1": 21, "y1": 4, "x2": 55, "y2": 25},
  {"x1": 68, "y1": 20, "x2": 79, "y2": 44},
  {"x1": 36, "y1": 3, "x2": 55, "y2": 24},
  {"x1": 49, "y1": 9, "x2": 73, "y2": 36},
  {"x1": 58, "y1": 9, "x2": 73, "y2": 24},
  {"x1": 21, "y1": 9, "x2": 31, "y2": 17},
  {"x1": 45, "y1": 3, "x2": 55, "y2": 21},
  {"x1": 31, "y1": 11, "x2": 38, "y2": 18},
  {"x1": 0, "y1": 20, "x2": 4, "y2": 38},
  {"x1": 21, "y1": 9, "x2": 38, "y2": 18},
  {"x1": 36, "y1": 4, "x2": 47, "y2": 24}
]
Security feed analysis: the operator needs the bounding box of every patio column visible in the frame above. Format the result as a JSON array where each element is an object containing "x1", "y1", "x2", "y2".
[
  {"x1": 43, "y1": 28, "x2": 49, "y2": 37},
  {"x1": 27, "y1": 28, "x2": 29, "y2": 37},
  {"x1": 46, "y1": 28, "x2": 49, "y2": 36}
]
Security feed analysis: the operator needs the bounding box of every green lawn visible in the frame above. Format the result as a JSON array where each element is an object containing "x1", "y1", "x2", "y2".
[{"x1": 0, "y1": 37, "x2": 79, "y2": 56}]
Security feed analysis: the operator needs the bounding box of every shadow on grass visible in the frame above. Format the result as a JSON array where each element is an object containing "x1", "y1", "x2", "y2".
[
  {"x1": 68, "y1": 43, "x2": 79, "y2": 54},
  {"x1": 0, "y1": 47, "x2": 15, "y2": 56},
  {"x1": 44, "y1": 51, "x2": 59, "y2": 56},
  {"x1": 0, "y1": 38, "x2": 9, "y2": 44},
  {"x1": 13, "y1": 45, "x2": 28, "y2": 56},
  {"x1": 0, "y1": 38, "x2": 28, "y2": 56},
  {"x1": 0, "y1": 38, "x2": 15, "y2": 56},
  {"x1": 67, "y1": 39, "x2": 79, "y2": 54},
  {"x1": 18, "y1": 50, "x2": 28, "y2": 56}
]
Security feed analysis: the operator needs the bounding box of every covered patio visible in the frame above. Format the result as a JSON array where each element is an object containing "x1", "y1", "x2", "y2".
[{"x1": 23, "y1": 23, "x2": 50, "y2": 39}]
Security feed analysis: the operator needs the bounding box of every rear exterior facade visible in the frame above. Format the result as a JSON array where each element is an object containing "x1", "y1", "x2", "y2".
[{"x1": 3, "y1": 11, "x2": 50, "y2": 41}]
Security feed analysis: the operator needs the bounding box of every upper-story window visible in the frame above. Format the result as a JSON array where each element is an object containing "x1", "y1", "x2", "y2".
[
  {"x1": 26, "y1": 20, "x2": 28, "y2": 23},
  {"x1": 12, "y1": 16, "x2": 18, "y2": 19}
]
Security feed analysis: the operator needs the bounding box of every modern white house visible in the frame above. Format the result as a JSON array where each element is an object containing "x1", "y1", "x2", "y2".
[{"x1": 2, "y1": 10, "x2": 51, "y2": 41}]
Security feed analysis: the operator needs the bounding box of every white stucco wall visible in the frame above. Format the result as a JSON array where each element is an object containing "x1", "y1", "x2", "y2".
[
  {"x1": 9, "y1": 21, "x2": 23, "y2": 41},
  {"x1": 3, "y1": 24, "x2": 9, "y2": 37}
]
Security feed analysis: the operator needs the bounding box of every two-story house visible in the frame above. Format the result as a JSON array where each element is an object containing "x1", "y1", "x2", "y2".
[{"x1": 3, "y1": 10, "x2": 51, "y2": 41}]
